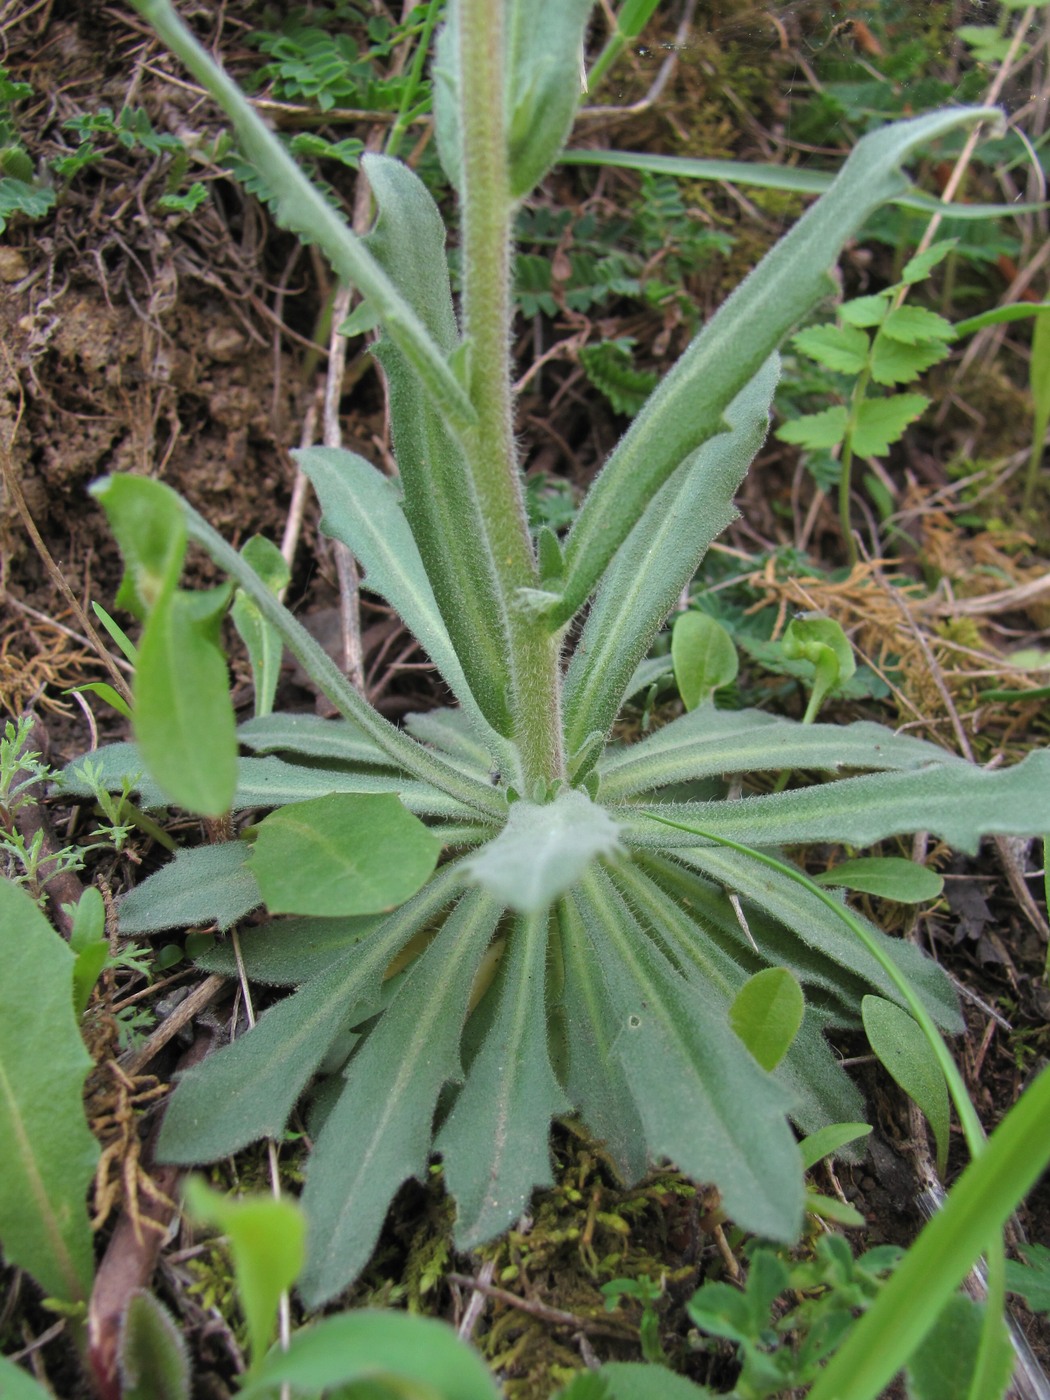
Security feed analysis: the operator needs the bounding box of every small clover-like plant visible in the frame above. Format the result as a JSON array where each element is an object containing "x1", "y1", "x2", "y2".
[
  {"x1": 777, "y1": 240, "x2": 957, "y2": 561},
  {"x1": 56, "y1": 0, "x2": 1050, "y2": 1325}
]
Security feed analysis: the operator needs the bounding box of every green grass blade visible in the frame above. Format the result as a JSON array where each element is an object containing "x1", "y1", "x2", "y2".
[{"x1": 807, "y1": 1062, "x2": 1050, "y2": 1400}]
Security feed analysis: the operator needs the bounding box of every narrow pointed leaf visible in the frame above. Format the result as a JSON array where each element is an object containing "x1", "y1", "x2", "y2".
[
  {"x1": 599, "y1": 708, "x2": 963, "y2": 800},
  {"x1": 799, "y1": 1122, "x2": 872, "y2": 1170},
  {"x1": 623, "y1": 751, "x2": 1050, "y2": 855},
  {"x1": 556, "y1": 897, "x2": 649, "y2": 1184},
  {"x1": 296, "y1": 445, "x2": 503, "y2": 748},
  {"x1": 238, "y1": 712, "x2": 395, "y2": 769},
  {"x1": 127, "y1": 1, "x2": 476, "y2": 432},
  {"x1": 572, "y1": 870, "x2": 805, "y2": 1242},
  {"x1": 557, "y1": 108, "x2": 1000, "y2": 623},
  {"x1": 0, "y1": 879, "x2": 98, "y2": 1303},
  {"x1": 299, "y1": 890, "x2": 501, "y2": 1304},
  {"x1": 563, "y1": 360, "x2": 776, "y2": 750},
  {"x1": 360, "y1": 155, "x2": 513, "y2": 734},
  {"x1": 157, "y1": 867, "x2": 463, "y2": 1163},
  {"x1": 436, "y1": 911, "x2": 570, "y2": 1248}
]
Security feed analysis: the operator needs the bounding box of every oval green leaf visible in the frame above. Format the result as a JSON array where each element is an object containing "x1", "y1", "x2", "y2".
[
  {"x1": 814, "y1": 856, "x2": 944, "y2": 903},
  {"x1": 251, "y1": 793, "x2": 442, "y2": 916},
  {"x1": 671, "y1": 612, "x2": 739, "y2": 711},
  {"x1": 729, "y1": 966, "x2": 804, "y2": 1072},
  {"x1": 862, "y1": 995, "x2": 951, "y2": 1176}
]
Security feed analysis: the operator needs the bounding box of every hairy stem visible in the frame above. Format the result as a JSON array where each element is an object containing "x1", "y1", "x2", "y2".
[{"x1": 457, "y1": 0, "x2": 565, "y2": 786}]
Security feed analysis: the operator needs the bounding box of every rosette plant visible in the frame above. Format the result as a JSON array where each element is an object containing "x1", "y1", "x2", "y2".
[{"x1": 66, "y1": 0, "x2": 1050, "y2": 1306}]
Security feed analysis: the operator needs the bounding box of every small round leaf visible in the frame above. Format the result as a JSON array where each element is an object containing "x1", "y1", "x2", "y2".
[{"x1": 729, "y1": 967, "x2": 805, "y2": 1072}]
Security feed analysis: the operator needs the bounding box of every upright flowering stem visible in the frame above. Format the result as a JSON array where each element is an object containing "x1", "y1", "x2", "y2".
[{"x1": 457, "y1": 0, "x2": 565, "y2": 787}]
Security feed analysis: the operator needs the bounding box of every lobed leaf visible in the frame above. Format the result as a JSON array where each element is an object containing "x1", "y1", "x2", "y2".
[
  {"x1": 623, "y1": 752, "x2": 1050, "y2": 856},
  {"x1": 792, "y1": 323, "x2": 870, "y2": 374},
  {"x1": 298, "y1": 890, "x2": 501, "y2": 1304},
  {"x1": 851, "y1": 392, "x2": 930, "y2": 453},
  {"x1": 571, "y1": 869, "x2": 805, "y2": 1242},
  {"x1": 436, "y1": 911, "x2": 569, "y2": 1248},
  {"x1": 157, "y1": 865, "x2": 465, "y2": 1164}
]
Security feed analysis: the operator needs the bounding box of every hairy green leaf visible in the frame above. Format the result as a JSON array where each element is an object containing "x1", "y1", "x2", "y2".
[
  {"x1": 298, "y1": 890, "x2": 500, "y2": 1304},
  {"x1": 572, "y1": 869, "x2": 805, "y2": 1242},
  {"x1": 0, "y1": 878, "x2": 98, "y2": 1303},
  {"x1": 599, "y1": 708, "x2": 963, "y2": 800},
  {"x1": 906, "y1": 1296, "x2": 1014, "y2": 1400},
  {"x1": 436, "y1": 911, "x2": 569, "y2": 1248},
  {"x1": 195, "y1": 913, "x2": 381, "y2": 986},
  {"x1": 157, "y1": 866, "x2": 464, "y2": 1164},
  {"x1": 119, "y1": 1290, "x2": 192, "y2": 1400},
  {"x1": 128, "y1": 0, "x2": 476, "y2": 433},
  {"x1": 360, "y1": 155, "x2": 512, "y2": 735},
  {"x1": 119, "y1": 842, "x2": 261, "y2": 934},
  {"x1": 464, "y1": 788, "x2": 623, "y2": 913},
  {"x1": 563, "y1": 359, "x2": 776, "y2": 751},
  {"x1": 624, "y1": 752, "x2": 1050, "y2": 856},
  {"x1": 556, "y1": 897, "x2": 649, "y2": 1184},
  {"x1": 556, "y1": 108, "x2": 1000, "y2": 624},
  {"x1": 237, "y1": 712, "x2": 395, "y2": 768},
  {"x1": 296, "y1": 444, "x2": 506, "y2": 751},
  {"x1": 250, "y1": 793, "x2": 442, "y2": 916}
]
